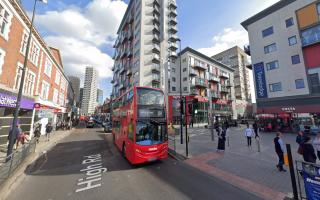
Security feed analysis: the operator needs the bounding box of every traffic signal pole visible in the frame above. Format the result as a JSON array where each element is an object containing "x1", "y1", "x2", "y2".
[{"x1": 185, "y1": 97, "x2": 188, "y2": 157}]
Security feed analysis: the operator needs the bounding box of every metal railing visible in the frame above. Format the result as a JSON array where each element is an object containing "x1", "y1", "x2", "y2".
[{"x1": 0, "y1": 139, "x2": 36, "y2": 185}]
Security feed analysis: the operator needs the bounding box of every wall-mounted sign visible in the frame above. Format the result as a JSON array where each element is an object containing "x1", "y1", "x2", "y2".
[
  {"x1": 254, "y1": 62, "x2": 268, "y2": 99},
  {"x1": 0, "y1": 92, "x2": 34, "y2": 110},
  {"x1": 281, "y1": 107, "x2": 296, "y2": 112}
]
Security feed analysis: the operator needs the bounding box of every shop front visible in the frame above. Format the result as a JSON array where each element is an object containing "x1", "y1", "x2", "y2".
[
  {"x1": 212, "y1": 99, "x2": 233, "y2": 123},
  {"x1": 0, "y1": 90, "x2": 35, "y2": 150}
]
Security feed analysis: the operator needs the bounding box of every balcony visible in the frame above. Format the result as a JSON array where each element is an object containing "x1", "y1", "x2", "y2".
[
  {"x1": 121, "y1": 32, "x2": 128, "y2": 44},
  {"x1": 111, "y1": 79, "x2": 115, "y2": 84},
  {"x1": 153, "y1": 34, "x2": 160, "y2": 43},
  {"x1": 225, "y1": 81, "x2": 232, "y2": 87},
  {"x1": 152, "y1": 53, "x2": 161, "y2": 64},
  {"x1": 154, "y1": 0, "x2": 160, "y2": 7},
  {"x1": 127, "y1": 48, "x2": 133, "y2": 58},
  {"x1": 153, "y1": 6, "x2": 160, "y2": 15},
  {"x1": 168, "y1": 1, "x2": 177, "y2": 9},
  {"x1": 114, "y1": 38, "x2": 120, "y2": 48},
  {"x1": 209, "y1": 90, "x2": 219, "y2": 99},
  {"x1": 209, "y1": 73, "x2": 220, "y2": 82},
  {"x1": 152, "y1": 44, "x2": 160, "y2": 53},
  {"x1": 189, "y1": 68, "x2": 197, "y2": 76},
  {"x1": 169, "y1": 51, "x2": 178, "y2": 59},
  {"x1": 193, "y1": 63, "x2": 207, "y2": 70},
  {"x1": 128, "y1": 31, "x2": 133, "y2": 40},
  {"x1": 119, "y1": 64, "x2": 125, "y2": 74},
  {"x1": 121, "y1": 48, "x2": 127, "y2": 58},
  {"x1": 220, "y1": 85, "x2": 229, "y2": 93},
  {"x1": 219, "y1": 71, "x2": 229, "y2": 79},
  {"x1": 152, "y1": 74, "x2": 160, "y2": 83},
  {"x1": 119, "y1": 83, "x2": 125, "y2": 90},
  {"x1": 168, "y1": 42, "x2": 178, "y2": 51},
  {"x1": 169, "y1": 17, "x2": 177, "y2": 25},
  {"x1": 194, "y1": 77, "x2": 206, "y2": 88},
  {"x1": 153, "y1": 15, "x2": 160, "y2": 25},
  {"x1": 169, "y1": 9, "x2": 177, "y2": 17},
  {"x1": 168, "y1": 25, "x2": 178, "y2": 34},
  {"x1": 126, "y1": 68, "x2": 132, "y2": 76},
  {"x1": 190, "y1": 86, "x2": 198, "y2": 95},
  {"x1": 111, "y1": 65, "x2": 115, "y2": 71},
  {"x1": 244, "y1": 45, "x2": 250, "y2": 56},
  {"x1": 153, "y1": 24, "x2": 160, "y2": 34},
  {"x1": 152, "y1": 64, "x2": 161, "y2": 73},
  {"x1": 168, "y1": 34, "x2": 178, "y2": 42}
]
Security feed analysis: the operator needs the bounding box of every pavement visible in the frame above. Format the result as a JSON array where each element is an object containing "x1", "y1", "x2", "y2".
[
  {"x1": 5, "y1": 125, "x2": 263, "y2": 200},
  {"x1": 170, "y1": 125, "x2": 306, "y2": 199}
]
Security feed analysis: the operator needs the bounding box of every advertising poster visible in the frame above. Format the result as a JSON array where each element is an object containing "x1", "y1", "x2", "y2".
[{"x1": 302, "y1": 163, "x2": 320, "y2": 200}]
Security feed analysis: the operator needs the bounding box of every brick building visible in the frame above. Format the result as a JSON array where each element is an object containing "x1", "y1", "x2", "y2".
[{"x1": 0, "y1": 0, "x2": 69, "y2": 150}]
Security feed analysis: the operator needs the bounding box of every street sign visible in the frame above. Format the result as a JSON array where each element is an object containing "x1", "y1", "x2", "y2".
[{"x1": 302, "y1": 162, "x2": 320, "y2": 199}]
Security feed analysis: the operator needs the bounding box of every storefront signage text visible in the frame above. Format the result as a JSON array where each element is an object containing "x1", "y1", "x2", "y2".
[
  {"x1": 0, "y1": 92, "x2": 34, "y2": 109},
  {"x1": 254, "y1": 62, "x2": 268, "y2": 99}
]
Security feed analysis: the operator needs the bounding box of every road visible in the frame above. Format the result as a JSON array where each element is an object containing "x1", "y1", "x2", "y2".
[{"x1": 7, "y1": 126, "x2": 262, "y2": 200}]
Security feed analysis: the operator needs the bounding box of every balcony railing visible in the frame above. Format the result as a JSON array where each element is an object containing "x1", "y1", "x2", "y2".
[
  {"x1": 153, "y1": 15, "x2": 160, "y2": 25},
  {"x1": 189, "y1": 68, "x2": 197, "y2": 76},
  {"x1": 152, "y1": 74, "x2": 160, "y2": 83},
  {"x1": 168, "y1": 25, "x2": 178, "y2": 34},
  {"x1": 219, "y1": 72, "x2": 229, "y2": 79},
  {"x1": 168, "y1": 42, "x2": 178, "y2": 50},
  {"x1": 152, "y1": 54, "x2": 161, "y2": 63},
  {"x1": 194, "y1": 77, "x2": 206, "y2": 87},
  {"x1": 220, "y1": 85, "x2": 229, "y2": 93},
  {"x1": 209, "y1": 73, "x2": 220, "y2": 82},
  {"x1": 168, "y1": 0, "x2": 177, "y2": 9},
  {"x1": 153, "y1": 34, "x2": 160, "y2": 43},
  {"x1": 168, "y1": 34, "x2": 178, "y2": 42},
  {"x1": 190, "y1": 86, "x2": 198, "y2": 95},
  {"x1": 169, "y1": 17, "x2": 178, "y2": 25},
  {"x1": 169, "y1": 9, "x2": 177, "y2": 17},
  {"x1": 153, "y1": 5, "x2": 160, "y2": 15},
  {"x1": 192, "y1": 63, "x2": 207, "y2": 70},
  {"x1": 119, "y1": 83, "x2": 125, "y2": 89},
  {"x1": 152, "y1": 44, "x2": 160, "y2": 53},
  {"x1": 209, "y1": 90, "x2": 219, "y2": 99},
  {"x1": 169, "y1": 51, "x2": 178, "y2": 59},
  {"x1": 154, "y1": 0, "x2": 160, "y2": 7},
  {"x1": 152, "y1": 64, "x2": 160, "y2": 73},
  {"x1": 153, "y1": 24, "x2": 160, "y2": 34}
]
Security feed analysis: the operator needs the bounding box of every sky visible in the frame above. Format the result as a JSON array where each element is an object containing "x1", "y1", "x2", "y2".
[{"x1": 21, "y1": 0, "x2": 280, "y2": 101}]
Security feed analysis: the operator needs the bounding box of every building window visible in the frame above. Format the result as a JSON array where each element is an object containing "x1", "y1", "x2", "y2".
[
  {"x1": 172, "y1": 87, "x2": 176, "y2": 92},
  {"x1": 317, "y1": 3, "x2": 320, "y2": 19},
  {"x1": 183, "y1": 77, "x2": 187, "y2": 81},
  {"x1": 269, "y1": 82, "x2": 282, "y2": 92},
  {"x1": 14, "y1": 63, "x2": 23, "y2": 90},
  {"x1": 182, "y1": 58, "x2": 187, "y2": 63},
  {"x1": 295, "y1": 79, "x2": 305, "y2": 89},
  {"x1": 264, "y1": 43, "x2": 277, "y2": 54},
  {"x1": 262, "y1": 26, "x2": 273, "y2": 37},
  {"x1": 266, "y1": 60, "x2": 279, "y2": 71},
  {"x1": 285, "y1": 18, "x2": 294, "y2": 28},
  {"x1": 183, "y1": 87, "x2": 187, "y2": 91},
  {"x1": 0, "y1": 5, "x2": 11, "y2": 39},
  {"x1": 288, "y1": 36, "x2": 297, "y2": 46},
  {"x1": 24, "y1": 70, "x2": 35, "y2": 95},
  {"x1": 20, "y1": 32, "x2": 28, "y2": 55},
  {"x1": 291, "y1": 55, "x2": 300, "y2": 65},
  {"x1": 172, "y1": 77, "x2": 176, "y2": 82},
  {"x1": 0, "y1": 48, "x2": 5, "y2": 74},
  {"x1": 53, "y1": 89, "x2": 59, "y2": 104},
  {"x1": 309, "y1": 73, "x2": 320, "y2": 94},
  {"x1": 41, "y1": 81, "x2": 50, "y2": 100},
  {"x1": 44, "y1": 58, "x2": 52, "y2": 77},
  {"x1": 183, "y1": 68, "x2": 187, "y2": 72},
  {"x1": 172, "y1": 68, "x2": 175, "y2": 73},
  {"x1": 55, "y1": 72, "x2": 61, "y2": 84},
  {"x1": 301, "y1": 24, "x2": 320, "y2": 46},
  {"x1": 29, "y1": 43, "x2": 40, "y2": 66}
]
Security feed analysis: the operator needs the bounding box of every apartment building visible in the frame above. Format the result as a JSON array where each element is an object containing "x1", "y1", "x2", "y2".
[
  {"x1": 111, "y1": 0, "x2": 178, "y2": 99},
  {"x1": 97, "y1": 88, "x2": 103, "y2": 105},
  {"x1": 81, "y1": 67, "x2": 97, "y2": 115},
  {"x1": 212, "y1": 46, "x2": 252, "y2": 118},
  {"x1": 0, "y1": 0, "x2": 69, "y2": 149},
  {"x1": 241, "y1": 0, "x2": 320, "y2": 127},
  {"x1": 168, "y1": 47, "x2": 235, "y2": 124},
  {"x1": 68, "y1": 76, "x2": 80, "y2": 105}
]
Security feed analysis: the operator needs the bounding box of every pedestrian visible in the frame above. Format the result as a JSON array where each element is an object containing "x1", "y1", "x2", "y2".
[
  {"x1": 296, "y1": 131, "x2": 306, "y2": 155},
  {"x1": 34, "y1": 123, "x2": 41, "y2": 143},
  {"x1": 11, "y1": 124, "x2": 22, "y2": 150},
  {"x1": 45, "y1": 122, "x2": 53, "y2": 142},
  {"x1": 313, "y1": 133, "x2": 320, "y2": 161},
  {"x1": 244, "y1": 124, "x2": 254, "y2": 148},
  {"x1": 253, "y1": 121, "x2": 260, "y2": 139},
  {"x1": 302, "y1": 136, "x2": 317, "y2": 163},
  {"x1": 217, "y1": 125, "x2": 226, "y2": 152},
  {"x1": 274, "y1": 132, "x2": 286, "y2": 172}
]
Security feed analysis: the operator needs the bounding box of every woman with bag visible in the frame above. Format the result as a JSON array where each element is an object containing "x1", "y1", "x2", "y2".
[
  {"x1": 296, "y1": 131, "x2": 306, "y2": 155},
  {"x1": 302, "y1": 136, "x2": 317, "y2": 163},
  {"x1": 217, "y1": 125, "x2": 226, "y2": 152}
]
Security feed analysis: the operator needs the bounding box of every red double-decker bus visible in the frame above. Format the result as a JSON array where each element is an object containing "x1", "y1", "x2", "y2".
[{"x1": 112, "y1": 86, "x2": 168, "y2": 164}]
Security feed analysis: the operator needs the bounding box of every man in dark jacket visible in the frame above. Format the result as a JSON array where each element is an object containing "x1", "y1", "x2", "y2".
[
  {"x1": 274, "y1": 132, "x2": 286, "y2": 172},
  {"x1": 302, "y1": 136, "x2": 317, "y2": 163},
  {"x1": 45, "y1": 122, "x2": 53, "y2": 142}
]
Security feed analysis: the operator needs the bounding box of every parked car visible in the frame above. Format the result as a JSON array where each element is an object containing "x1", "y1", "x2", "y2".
[{"x1": 86, "y1": 119, "x2": 95, "y2": 128}]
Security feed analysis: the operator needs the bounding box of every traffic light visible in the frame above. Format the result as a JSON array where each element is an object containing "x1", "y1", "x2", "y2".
[{"x1": 192, "y1": 99, "x2": 198, "y2": 115}]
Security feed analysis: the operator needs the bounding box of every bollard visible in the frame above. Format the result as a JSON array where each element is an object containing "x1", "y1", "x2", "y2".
[
  {"x1": 211, "y1": 128, "x2": 215, "y2": 141},
  {"x1": 227, "y1": 136, "x2": 230, "y2": 147},
  {"x1": 256, "y1": 138, "x2": 261, "y2": 152},
  {"x1": 286, "y1": 144, "x2": 299, "y2": 200}
]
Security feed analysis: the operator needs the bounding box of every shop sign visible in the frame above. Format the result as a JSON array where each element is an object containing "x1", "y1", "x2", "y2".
[
  {"x1": 302, "y1": 163, "x2": 320, "y2": 200},
  {"x1": 281, "y1": 107, "x2": 296, "y2": 112},
  {"x1": 38, "y1": 109, "x2": 54, "y2": 118},
  {"x1": 0, "y1": 92, "x2": 34, "y2": 109},
  {"x1": 254, "y1": 62, "x2": 268, "y2": 99}
]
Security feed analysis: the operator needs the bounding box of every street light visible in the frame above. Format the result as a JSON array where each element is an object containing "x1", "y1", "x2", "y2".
[
  {"x1": 7, "y1": 0, "x2": 47, "y2": 158},
  {"x1": 176, "y1": 38, "x2": 183, "y2": 145}
]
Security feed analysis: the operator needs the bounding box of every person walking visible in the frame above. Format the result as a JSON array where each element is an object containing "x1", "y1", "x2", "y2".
[
  {"x1": 253, "y1": 121, "x2": 259, "y2": 139},
  {"x1": 244, "y1": 124, "x2": 254, "y2": 148},
  {"x1": 296, "y1": 131, "x2": 306, "y2": 155},
  {"x1": 274, "y1": 132, "x2": 286, "y2": 172},
  {"x1": 313, "y1": 133, "x2": 320, "y2": 161},
  {"x1": 302, "y1": 136, "x2": 317, "y2": 163},
  {"x1": 45, "y1": 122, "x2": 53, "y2": 142},
  {"x1": 33, "y1": 123, "x2": 41, "y2": 144},
  {"x1": 217, "y1": 125, "x2": 226, "y2": 152}
]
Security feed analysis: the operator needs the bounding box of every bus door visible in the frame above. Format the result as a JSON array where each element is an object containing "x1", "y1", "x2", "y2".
[{"x1": 124, "y1": 117, "x2": 135, "y2": 161}]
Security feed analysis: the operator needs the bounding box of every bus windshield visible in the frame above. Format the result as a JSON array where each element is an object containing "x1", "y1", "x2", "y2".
[
  {"x1": 136, "y1": 120, "x2": 167, "y2": 145},
  {"x1": 137, "y1": 88, "x2": 164, "y2": 105}
]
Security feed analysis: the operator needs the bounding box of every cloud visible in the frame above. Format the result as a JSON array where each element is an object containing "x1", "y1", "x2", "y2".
[
  {"x1": 34, "y1": 0, "x2": 127, "y2": 89},
  {"x1": 198, "y1": 28, "x2": 249, "y2": 57}
]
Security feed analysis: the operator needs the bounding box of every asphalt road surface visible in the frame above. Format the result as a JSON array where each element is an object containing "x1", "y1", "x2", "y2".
[{"x1": 7, "y1": 126, "x2": 262, "y2": 200}]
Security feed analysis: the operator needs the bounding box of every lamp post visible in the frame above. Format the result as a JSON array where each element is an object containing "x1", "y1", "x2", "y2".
[
  {"x1": 7, "y1": 0, "x2": 47, "y2": 158},
  {"x1": 177, "y1": 38, "x2": 183, "y2": 144}
]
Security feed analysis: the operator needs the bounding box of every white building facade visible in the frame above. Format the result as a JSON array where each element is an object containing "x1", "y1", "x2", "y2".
[
  {"x1": 81, "y1": 67, "x2": 98, "y2": 115},
  {"x1": 111, "y1": 0, "x2": 178, "y2": 99}
]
